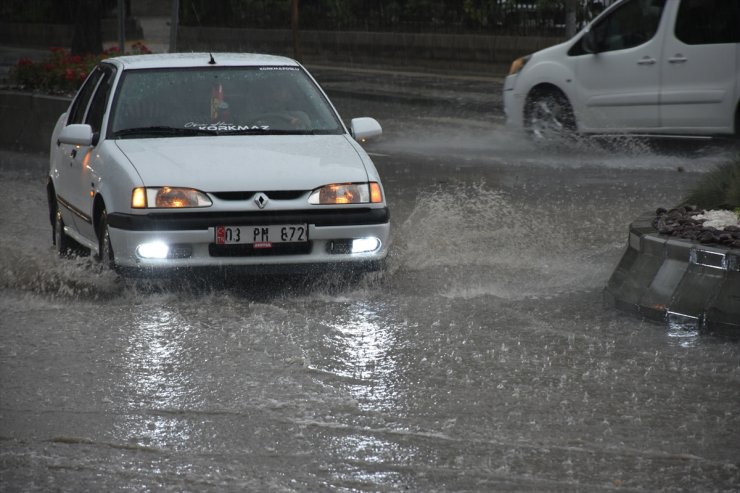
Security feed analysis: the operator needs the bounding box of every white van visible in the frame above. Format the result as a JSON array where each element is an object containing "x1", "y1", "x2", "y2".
[{"x1": 502, "y1": 0, "x2": 739, "y2": 140}]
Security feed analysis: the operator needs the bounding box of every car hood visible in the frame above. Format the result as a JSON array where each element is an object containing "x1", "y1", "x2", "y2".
[{"x1": 115, "y1": 135, "x2": 370, "y2": 191}]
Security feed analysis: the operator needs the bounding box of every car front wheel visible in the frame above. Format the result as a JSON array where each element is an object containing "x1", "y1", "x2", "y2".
[
  {"x1": 54, "y1": 208, "x2": 70, "y2": 256},
  {"x1": 524, "y1": 88, "x2": 576, "y2": 142},
  {"x1": 97, "y1": 208, "x2": 115, "y2": 269}
]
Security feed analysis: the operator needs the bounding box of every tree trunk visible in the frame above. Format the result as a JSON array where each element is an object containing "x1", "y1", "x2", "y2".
[
  {"x1": 564, "y1": 0, "x2": 578, "y2": 38},
  {"x1": 291, "y1": 0, "x2": 301, "y2": 61},
  {"x1": 71, "y1": 0, "x2": 103, "y2": 55}
]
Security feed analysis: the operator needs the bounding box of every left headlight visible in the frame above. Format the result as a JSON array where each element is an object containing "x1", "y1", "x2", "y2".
[
  {"x1": 508, "y1": 55, "x2": 530, "y2": 76},
  {"x1": 132, "y1": 187, "x2": 212, "y2": 208},
  {"x1": 308, "y1": 182, "x2": 383, "y2": 205}
]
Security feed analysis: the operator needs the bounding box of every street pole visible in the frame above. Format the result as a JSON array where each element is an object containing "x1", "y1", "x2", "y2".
[
  {"x1": 170, "y1": 0, "x2": 180, "y2": 53},
  {"x1": 118, "y1": 0, "x2": 126, "y2": 53}
]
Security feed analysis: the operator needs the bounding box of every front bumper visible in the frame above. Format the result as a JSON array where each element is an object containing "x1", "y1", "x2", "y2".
[
  {"x1": 107, "y1": 207, "x2": 391, "y2": 269},
  {"x1": 502, "y1": 74, "x2": 525, "y2": 129}
]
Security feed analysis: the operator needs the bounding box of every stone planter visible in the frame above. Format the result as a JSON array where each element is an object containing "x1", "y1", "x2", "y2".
[{"x1": 605, "y1": 212, "x2": 740, "y2": 332}]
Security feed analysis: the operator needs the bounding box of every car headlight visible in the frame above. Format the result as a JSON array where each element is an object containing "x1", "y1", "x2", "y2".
[
  {"x1": 308, "y1": 182, "x2": 383, "y2": 205},
  {"x1": 132, "y1": 187, "x2": 212, "y2": 208},
  {"x1": 508, "y1": 55, "x2": 530, "y2": 76}
]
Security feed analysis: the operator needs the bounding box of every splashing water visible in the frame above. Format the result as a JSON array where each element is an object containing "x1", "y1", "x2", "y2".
[{"x1": 389, "y1": 182, "x2": 627, "y2": 300}]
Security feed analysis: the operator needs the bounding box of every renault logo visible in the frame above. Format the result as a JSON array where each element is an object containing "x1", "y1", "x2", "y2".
[{"x1": 254, "y1": 192, "x2": 269, "y2": 209}]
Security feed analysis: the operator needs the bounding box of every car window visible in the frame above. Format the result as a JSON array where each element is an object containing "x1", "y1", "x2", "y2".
[
  {"x1": 588, "y1": 0, "x2": 666, "y2": 52},
  {"x1": 675, "y1": 0, "x2": 740, "y2": 45},
  {"x1": 108, "y1": 66, "x2": 344, "y2": 137},
  {"x1": 85, "y1": 64, "x2": 117, "y2": 135},
  {"x1": 67, "y1": 67, "x2": 104, "y2": 125}
]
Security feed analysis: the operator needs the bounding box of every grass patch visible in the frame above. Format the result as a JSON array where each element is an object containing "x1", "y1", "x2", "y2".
[{"x1": 681, "y1": 156, "x2": 740, "y2": 213}]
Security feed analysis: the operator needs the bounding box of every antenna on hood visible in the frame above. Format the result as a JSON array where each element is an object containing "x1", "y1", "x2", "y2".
[{"x1": 208, "y1": 53, "x2": 217, "y2": 65}]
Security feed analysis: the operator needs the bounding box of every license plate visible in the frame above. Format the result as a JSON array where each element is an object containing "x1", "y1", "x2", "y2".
[{"x1": 215, "y1": 224, "x2": 308, "y2": 248}]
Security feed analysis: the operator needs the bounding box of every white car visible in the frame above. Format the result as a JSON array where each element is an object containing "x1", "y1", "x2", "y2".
[
  {"x1": 48, "y1": 53, "x2": 389, "y2": 274},
  {"x1": 503, "y1": 0, "x2": 739, "y2": 140}
]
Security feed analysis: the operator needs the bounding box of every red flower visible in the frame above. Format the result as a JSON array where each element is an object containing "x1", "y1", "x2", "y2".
[
  {"x1": 64, "y1": 68, "x2": 75, "y2": 81},
  {"x1": 17, "y1": 58, "x2": 33, "y2": 67},
  {"x1": 70, "y1": 55, "x2": 82, "y2": 64}
]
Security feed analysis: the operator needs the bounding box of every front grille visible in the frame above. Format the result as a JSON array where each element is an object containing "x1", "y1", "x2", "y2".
[
  {"x1": 212, "y1": 191, "x2": 306, "y2": 201},
  {"x1": 212, "y1": 192, "x2": 253, "y2": 201},
  {"x1": 209, "y1": 242, "x2": 313, "y2": 257}
]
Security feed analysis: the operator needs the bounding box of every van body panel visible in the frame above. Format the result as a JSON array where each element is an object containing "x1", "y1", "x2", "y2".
[{"x1": 503, "y1": 0, "x2": 740, "y2": 137}]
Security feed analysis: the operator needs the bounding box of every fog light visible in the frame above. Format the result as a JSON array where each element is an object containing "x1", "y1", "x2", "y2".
[
  {"x1": 137, "y1": 242, "x2": 170, "y2": 259},
  {"x1": 352, "y1": 237, "x2": 381, "y2": 254}
]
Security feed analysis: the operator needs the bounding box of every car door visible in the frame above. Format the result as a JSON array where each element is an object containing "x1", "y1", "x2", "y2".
[
  {"x1": 72, "y1": 64, "x2": 117, "y2": 241},
  {"x1": 54, "y1": 67, "x2": 104, "y2": 233},
  {"x1": 659, "y1": 0, "x2": 739, "y2": 133},
  {"x1": 572, "y1": 0, "x2": 667, "y2": 131}
]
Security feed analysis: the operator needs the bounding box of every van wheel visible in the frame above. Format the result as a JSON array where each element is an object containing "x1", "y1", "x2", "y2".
[{"x1": 524, "y1": 88, "x2": 576, "y2": 142}]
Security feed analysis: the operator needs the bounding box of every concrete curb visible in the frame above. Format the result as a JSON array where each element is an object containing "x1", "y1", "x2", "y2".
[{"x1": 605, "y1": 212, "x2": 740, "y2": 332}]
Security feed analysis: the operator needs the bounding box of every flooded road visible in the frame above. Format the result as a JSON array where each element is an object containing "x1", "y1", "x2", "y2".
[{"x1": 1, "y1": 98, "x2": 739, "y2": 491}]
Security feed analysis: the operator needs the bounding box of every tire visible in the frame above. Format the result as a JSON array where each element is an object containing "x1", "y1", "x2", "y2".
[
  {"x1": 97, "y1": 208, "x2": 115, "y2": 269},
  {"x1": 524, "y1": 89, "x2": 577, "y2": 143},
  {"x1": 54, "y1": 207, "x2": 71, "y2": 256}
]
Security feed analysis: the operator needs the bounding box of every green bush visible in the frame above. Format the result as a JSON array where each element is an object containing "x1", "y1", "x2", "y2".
[{"x1": 682, "y1": 156, "x2": 740, "y2": 212}]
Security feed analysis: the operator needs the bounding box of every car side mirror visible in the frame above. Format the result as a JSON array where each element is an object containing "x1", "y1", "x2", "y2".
[
  {"x1": 350, "y1": 117, "x2": 382, "y2": 143},
  {"x1": 582, "y1": 30, "x2": 599, "y2": 54},
  {"x1": 58, "y1": 124, "x2": 94, "y2": 146}
]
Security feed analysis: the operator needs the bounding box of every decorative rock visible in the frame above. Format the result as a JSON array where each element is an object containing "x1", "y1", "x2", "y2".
[{"x1": 653, "y1": 207, "x2": 740, "y2": 248}]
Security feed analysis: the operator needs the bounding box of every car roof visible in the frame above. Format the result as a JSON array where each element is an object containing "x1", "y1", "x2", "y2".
[{"x1": 104, "y1": 52, "x2": 300, "y2": 70}]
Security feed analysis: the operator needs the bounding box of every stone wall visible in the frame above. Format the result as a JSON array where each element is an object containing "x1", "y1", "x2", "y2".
[
  {"x1": 177, "y1": 26, "x2": 563, "y2": 73},
  {"x1": 0, "y1": 91, "x2": 70, "y2": 153},
  {"x1": 0, "y1": 21, "x2": 563, "y2": 75},
  {"x1": 0, "y1": 20, "x2": 144, "y2": 47}
]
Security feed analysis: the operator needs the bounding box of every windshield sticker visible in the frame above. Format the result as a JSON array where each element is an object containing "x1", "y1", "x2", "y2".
[
  {"x1": 185, "y1": 121, "x2": 270, "y2": 132},
  {"x1": 259, "y1": 66, "x2": 299, "y2": 71}
]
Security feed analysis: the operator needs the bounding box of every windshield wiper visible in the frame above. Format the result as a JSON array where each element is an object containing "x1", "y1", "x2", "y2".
[{"x1": 112, "y1": 126, "x2": 219, "y2": 139}]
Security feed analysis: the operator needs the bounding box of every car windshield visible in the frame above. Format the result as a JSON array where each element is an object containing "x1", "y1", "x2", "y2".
[{"x1": 108, "y1": 65, "x2": 344, "y2": 138}]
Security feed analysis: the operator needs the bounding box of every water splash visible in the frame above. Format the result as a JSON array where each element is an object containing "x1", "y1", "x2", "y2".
[{"x1": 389, "y1": 182, "x2": 624, "y2": 300}]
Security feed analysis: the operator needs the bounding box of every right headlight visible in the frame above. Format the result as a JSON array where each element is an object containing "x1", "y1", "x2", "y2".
[{"x1": 308, "y1": 182, "x2": 383, "y2": 205}]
